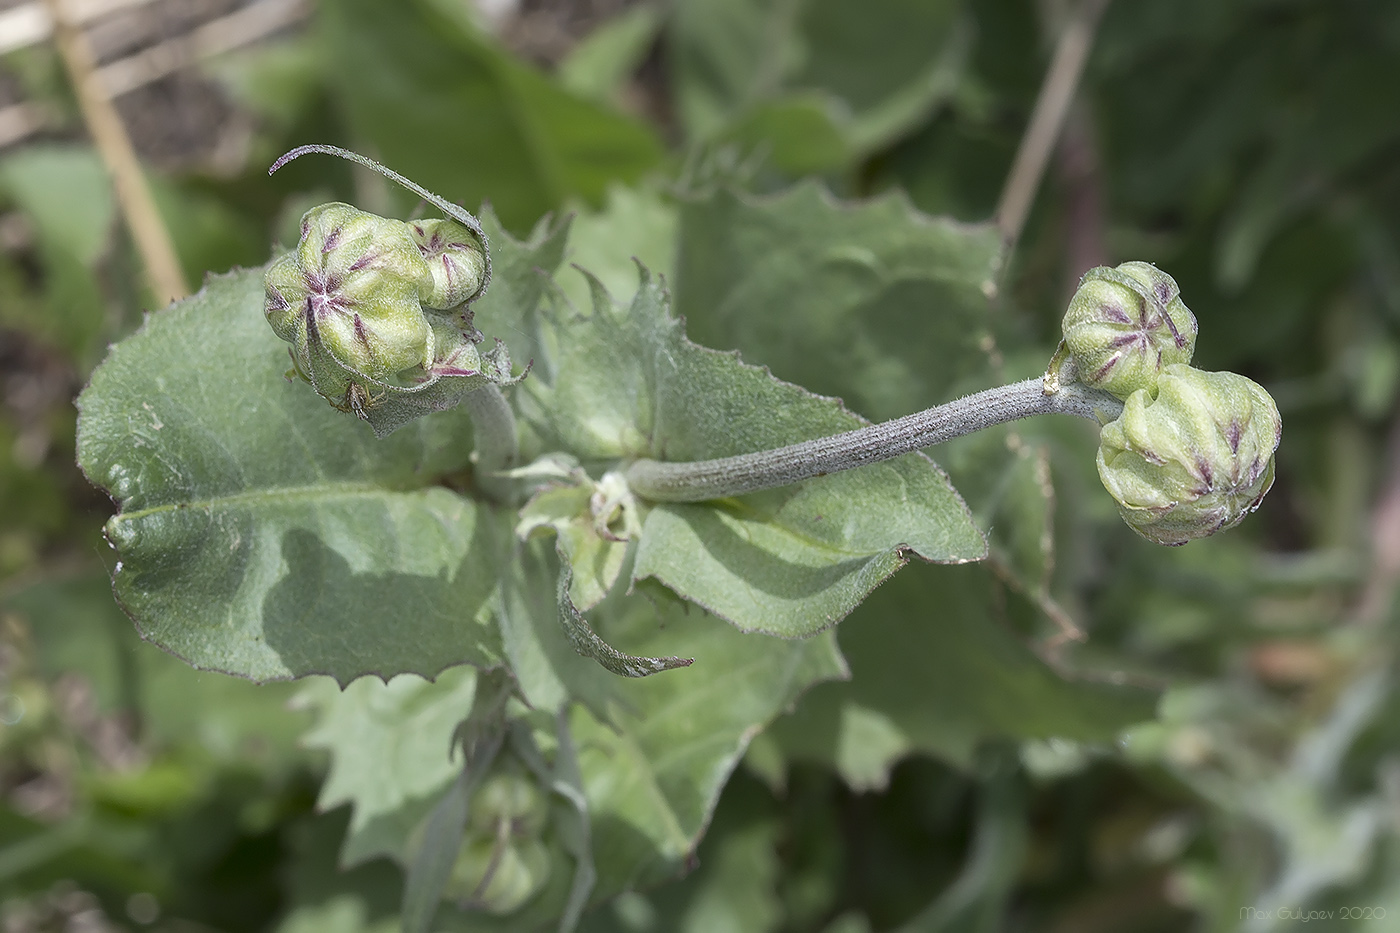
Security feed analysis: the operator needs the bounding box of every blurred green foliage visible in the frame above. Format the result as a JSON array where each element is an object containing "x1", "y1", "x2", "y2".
[{"x1": 4, "y1": 0, "x2": 1400, "y2": 930}]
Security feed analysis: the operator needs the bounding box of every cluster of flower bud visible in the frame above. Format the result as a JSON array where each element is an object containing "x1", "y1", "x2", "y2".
[
  {"x1": 264, "y1": 202, "x2": 489, "y2": 417},
  {"x1": 1059, "y1": 262, "x2": 1281, "y2": 545}
]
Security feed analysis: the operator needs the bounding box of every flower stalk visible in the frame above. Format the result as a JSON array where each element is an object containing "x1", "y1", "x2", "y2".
[{"x1": 625, "y1": 378, "x2": 1124, "y2": 503}]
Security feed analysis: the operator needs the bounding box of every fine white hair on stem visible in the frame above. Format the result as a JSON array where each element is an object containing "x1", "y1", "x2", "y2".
[{"x1": 269, "y1": 144, "x2": 485, "y2": 239}]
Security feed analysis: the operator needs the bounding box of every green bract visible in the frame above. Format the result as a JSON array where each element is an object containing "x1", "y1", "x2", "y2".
[
  {"x1": 1062, "y1": 261, "x2": 1198, "y2": 400},
  {"x1": 1097, "y1": 365, "x2": 1281, "y2": 546}
]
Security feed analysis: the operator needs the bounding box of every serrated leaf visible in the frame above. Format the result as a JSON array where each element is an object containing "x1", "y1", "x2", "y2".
[
  {"x1": 298, "y1": 667, "x2": 478, "y2": 867},
  {"x1": 768, "y1": 563, "x2": 1155, "y2": 785},
  {"x1": 321, "y1": 0, "x2": 663, "y2": 234},
  {"x1": 306, "y1": 589, "x2": 846, "y2": 929},
  {"x1": 473, "y1": 208, "x2": 573, "y2": 378},
  {"x1": 522, "y1": 265, "x2": 984, "y2": 636},
  {"x1": 557, "y1": 184, "x2": 678, "y2": 314},
  {"x1": 567, "y1": 598, "x2": 846, "y2": 897},
  {"x1": 675, "y1": 183, "x2": 1004, "y2": 421},
  {"x1": 76, "y1": 268, "x2": 503, "y2": 684}
]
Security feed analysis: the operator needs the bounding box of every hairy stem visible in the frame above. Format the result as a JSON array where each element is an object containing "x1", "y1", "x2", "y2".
[
  {"x1": 625, "y1": 378, "x2": 1122, "y2": 503},
  {"x1": 464, "y1": 385, "x2": 518, "y2": 501}
]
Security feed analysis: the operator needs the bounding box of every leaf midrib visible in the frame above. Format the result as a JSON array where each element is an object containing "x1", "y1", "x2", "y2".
[{"x1": 111, "y1": 481, "x2": 445, "y2": 524}]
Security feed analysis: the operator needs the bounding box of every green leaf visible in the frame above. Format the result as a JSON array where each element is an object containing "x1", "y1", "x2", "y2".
[
  {"x1": 0, "y1": 146, "x2": 112, "y2": 357},
  {"x1": 76, "y1": 268, "x2": 503, "y2": 684},
  {"x1": 517, "y1": 472, "x2": 629, "y2": 612},
  {"x1": 567, "y1": 596, "x2": 847, "y2": 899},
  {"x1": 473, "y1": 207, "x2": 573, "y2": 382},
  {"x1": 668, "y1": 0, "x2": 967, "y2": 162},
  {"x1": 298, "y1": 666, "x2": 478, "y2": 868},
  {"x1": 497, "y1": 538, "x2": 626, "y2": 718},
  {"x1": 401, "y1": 673, "x2": 508, "y2": 933},
  {"x1": 523, "y1": 265, "x2": 985, "y2": 636},
  {"x1": 768, "y1": 564, "x2": 1156, "y2": 785},
  {"x1": 400, "y1": 774, "x2": 470, "y2": 933},
  {"x1": 557, "y1": 183, "x2": 678, "y2": 314},
  {"x1": 675, "y1": 183, "x2": 1004, "y2": 422},
  {"x1": 321, "y1": 0, "x2": 664, "y2": 234},
  {"x1": 556, "y1": 558, "x2": 693, "y2": 678},
  {"x1": 942, "y1": 427, "x2": 1058, "y2": 607},
  {"x1": 558, "y1": 6, "x2": 663, "y2": 105},
  {"x1": 304, "y1": 589, "x2": 845, "y2": 926},
  {"x1": 509, "y1": 718, "x2": 596, "y2": 933}
]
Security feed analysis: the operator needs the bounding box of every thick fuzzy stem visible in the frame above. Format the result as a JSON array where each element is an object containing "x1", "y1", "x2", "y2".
[
  {"x1": 464, "y1": 385, "x2": 519, "y2": 501},
  {"x1": 626, "y1": 378, "x2": 1122, "y2": 503}
]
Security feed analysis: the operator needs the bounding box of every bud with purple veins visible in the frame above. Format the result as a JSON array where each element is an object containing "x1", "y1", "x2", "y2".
[
  {"x1": 264, "y1": 202, "x2": 436, "y2": 413},
  {"x1": 408, "y1": 218, "x2": 489, "y2": 310},
  {"x1": 1062, "y1": 261, "x2": 1198, "y2": 400},
  {"x1": 1097, "y1": 365, "x2": 1281, "y2": 546}
]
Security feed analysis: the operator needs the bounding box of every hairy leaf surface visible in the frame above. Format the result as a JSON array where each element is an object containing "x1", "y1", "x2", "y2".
[
  {"x1": 522, "y1": 267, "x2": 985, "y2": 637},
  {"x1": 299, "y1": 592, "x2": 845, "y2": 925},
  {"x1": 77, "y1": 269, "x2": 502, "y2": 683},
  {"x1": 676, "y1": 183, "x2": 1004, "y2": 421}
]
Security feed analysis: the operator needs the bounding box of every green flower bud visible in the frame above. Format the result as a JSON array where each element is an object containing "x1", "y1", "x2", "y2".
[
  {"x1": 1097, "y1": 365, "x2": 1281, "y2": 546},
  {"x1": 408, "y1": 218, "x2": 489, "y2": 310},
  {"x1": 467, "y1": 772, "x2": 548, "y2": 839},
  {"x1": 443, "y1": 771, "x2": 552, "y2": 913},
  {"x1": 447, "y1": 837, "x2": 551, "y2": 914},
  {"x1": 264, "y1": 203, "x2": 436, "y2": 412},
  {"x1": 428, "y1": 310, "x2": 485, "y2": 378},
  {"x1": 1063, "y1": 261, "x2": 1198, "y2": 400}
]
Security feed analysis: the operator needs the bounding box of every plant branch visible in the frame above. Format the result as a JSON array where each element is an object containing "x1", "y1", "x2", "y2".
[
  {"x1": 44, "y1": 0, "x2": 188, "y2": 303},
  {"x1": 994, "y1": 0, "x2": 1111, "y2": 250},
  {"x1": 626, "y1": 378, "x2": 1122, "y2": 503},
  {"x1": 464, "y1": 385, "x2": 519, "y2": 501}
]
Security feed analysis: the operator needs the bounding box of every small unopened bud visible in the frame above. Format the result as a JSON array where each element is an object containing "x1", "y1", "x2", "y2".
[
  {"x1": 1063, "y1": 262, "x2": 1198, "y2": 400},
  {"x1": 1097, "y1": 365, "x2": 1281, "y2": 546},
  {"x1": 446, "y1": 771, "x2": 551, "y2": 913},
  {"x1": 264, "y1": 203, "x2": 435, "y2": 411},
  {"x1": 408, "y1": 218, "x2": 488, "y2": 310}
]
